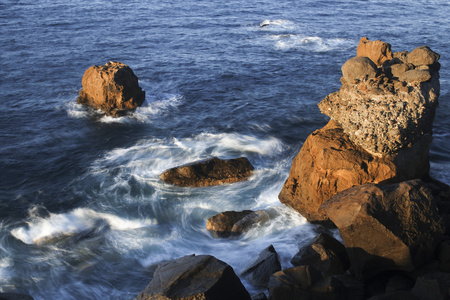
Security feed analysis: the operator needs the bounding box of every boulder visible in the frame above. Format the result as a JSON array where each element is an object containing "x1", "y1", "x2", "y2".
[
  {"x1": 436, "y1": 240, "x2": 450, "y2": 272},
  {"x1": 367, "y1": 291, "x2": 420, "y2": 300},
  {"x1": 357, "y1": 37, "x2": 393, "y2": 66},
  {"x1": 137, "y1": 254, "x2": 251, "y2": 300},
  {"x1": 251, "y1": 293, "x2": 268, "y2": 300},
  {"x1": 341, "y1": 56, "x2": 378, "y2": 84},
  {"x1": 207, "y1": 210, "x2": 269, "y2": 238},
  {"x1": 398, "y1": 69, "x2": 432, "y2": 83},
  {"x1": 278, "y1": 120, "x2": 427, "y2": 223},
  {"x1": 407, "y1": 46, "x2": 440, "y2": 67},
  {"x1": 411, "y1": 272, "x2": 450, "y2": 300},
  {"x1": 77, "y1": 61, "x2": 145, "y2": 116},
  {"x1": 320, "y1": 180, "x2": 445, "y2": 279},
  {"x1": 242, "y1": 245, "x2": 282, "y2": 287},
  {"x1": 160, "y1": 157, "x2": 254, "y2": 187},
  {"x1": 267, "y1": 266, "x2": 345, "y2": 300},
  {"x1": 291, "y1": 232, "x2": 350, "y2": 275}
]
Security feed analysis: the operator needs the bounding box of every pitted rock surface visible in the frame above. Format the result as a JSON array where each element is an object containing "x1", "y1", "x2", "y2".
[{"x1": 319, "y1": 44, "x2": 440, "y2": 156}]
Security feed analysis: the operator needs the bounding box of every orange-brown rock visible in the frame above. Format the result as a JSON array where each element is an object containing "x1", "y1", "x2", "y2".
[
  {"x1": 320, "y1": 180, "x2": 445, "y2": 279},
  {"x1": 357, "y1": 37, "x2": 393, "y2": 66},
  {"x1": 77, "y1": 61, "x2": 145, "y2": 116},
  {"x1": 278, "y1": 120, "x2": 430, "y2": 224},
  {"x1": 160, "y1": 157, "x2": 254, "y2": 187}
]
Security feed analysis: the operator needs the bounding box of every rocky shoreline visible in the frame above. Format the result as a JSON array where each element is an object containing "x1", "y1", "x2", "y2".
[
  {"x1": 135, "y1": 38, "x2": 449, "y2": 300},
  {"x1": 7, "y1": 38, "x2": 449, "y2": 300}
]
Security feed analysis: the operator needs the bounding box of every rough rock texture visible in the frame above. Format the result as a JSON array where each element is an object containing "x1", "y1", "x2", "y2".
[
  {"x1": 319, "y1": 44, "x2": 440, "y2": 157},
  {"x1": 267, "y1": 266, "x2": 345, "y2": 300},
  {"x1": 206, "y1": 210, "x2": 269, "y2": 238},
  {"x1": 160, "y1": 157, "x2": 254, "y2": 187},
  {"x1": 290, "y1": 232, "x2": 350, "y2": 275},
  {"x1": 320, "y1": 180, "x2": 445, "y2": 279},
  {"x1": 278, "y1": 120, "x2": 427, "y2": 223},
  {"x1": 357, "y1": 37, "x2": 393, "y2": 66},
  {"x1": 341, "y1": 57, "x2": 378, "y2": 83},
  {"x1": 77, "y1": 61, "x2": 145, "y2": 116},
  {"x1": 137, "y1": 254, "x2": 251, "y2": 300},
  {"x1": 242, "y1": 245, "x2": 282, "y2": 287},
  {"x1": 411, "y1": 272, "x2": 450, "y2": 300}
]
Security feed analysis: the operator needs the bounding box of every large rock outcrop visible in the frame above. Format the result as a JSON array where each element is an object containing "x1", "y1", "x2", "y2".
[
  {"x1": 279, "y1": 39, "x2": 440, "y2": 223},
  {"x1": 77, "y1": 61, "x2": 145, "y2": 116},
  {"x1": 320, "y1": 180, "x2": 445, "y2": 279},
  {"x1": 160, "y1": 157, "x2": 254, "y2": 187},
  {"x1": 137, "y1": 254, "x2": 251, "y2": 300}
]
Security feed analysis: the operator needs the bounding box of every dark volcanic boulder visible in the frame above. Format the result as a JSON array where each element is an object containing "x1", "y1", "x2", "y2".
[
  {"x1": 291, "y1": 232, "x2": 350, "y2": 275},
  {"x1": 207, "y1": 210, "x2": 269, "y2": 238},
  {"x1": 77, "y1": 61, "x2": 145, "y2": 116},
  {"x1": 320, "y1": 180, "x2": 445, "y2": 279},
  {"x1": 137, "y1": 254, "x2": 251, "y2": 300},
  {"x1": 160, "y1": 157, "x2": 254, "y2": 187},
  {"x1": 242, "y1": 245, "x2": 282, "y2": 287}
]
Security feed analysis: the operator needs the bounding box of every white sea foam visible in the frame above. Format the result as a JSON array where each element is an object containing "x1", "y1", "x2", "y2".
[
  {"x1": 90, "y1": 132, "x2": 285, "y2": 180},
  {"x1": 11, "y1": 208, "x2": 155, "y2": 245},
  {"x1": 259, "y1": 19, "x2": 297, "y2": 30},
  {"x1": 274, "y1": 35, "x2": 353, "y2": 52}
]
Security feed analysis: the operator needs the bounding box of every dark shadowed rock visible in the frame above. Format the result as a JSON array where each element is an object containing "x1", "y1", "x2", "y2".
[
  {"x1": 77, "y1": 61, "x2": 145, "y2": 116},
  {"x1": 320, "y1": 180, "x2": 445, "y2": 279},
  {"x1": 278, "y1": 120, "x2": 428, "y2": 223},
  {"x1": 437, "y1": 240, "x2": 450, "y2": 272},
  {"x1": 367, "y1": 290, "x2": 420, "y2": 300},
  {"x1": 357, "y1": 37, "x2": 393, "y2": 66},
  {"x1": 251, "y1": 292, "x2": 268, "y2": 300},
  {"x1": 291, "y1": 232, "x2": 350, "y2": 275},
  {"x1": 137, "y1": 254, "x2": 251, "y2": 300},
  {"x1": 207, "y1": 210, "x2": 269, "y2": 238},
  {"x1": 411, "y1": 272, "x2": 450, "y2": 300},
  {"x1": 341, "y1": 56, "x2": 378, "y2": 83},
  {"x1": 160, "y1": 157, "x2": 254, "y2": 187},
  {"x1": 268, "y1": 266, "x2": 345, "y2": 300},
  {"x1": 242, "y1": 245, "x2": 281, "y2": 287},
  {"x1": 0, "y1": 293, "x2": 34, "y2": 300}
]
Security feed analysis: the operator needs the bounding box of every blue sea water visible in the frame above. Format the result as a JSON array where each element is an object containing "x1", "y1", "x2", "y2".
[{"x1": 0, "y1": 0, "x2": 449, "y2": 298}]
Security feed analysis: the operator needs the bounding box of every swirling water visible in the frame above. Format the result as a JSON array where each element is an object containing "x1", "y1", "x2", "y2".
[{"x1": 1, "y1": 0, "x2": 449, "y2": 298}]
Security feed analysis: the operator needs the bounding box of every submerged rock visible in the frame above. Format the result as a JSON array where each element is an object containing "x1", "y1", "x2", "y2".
[
  {"x1": 206, "y1": 209, "x2": 269, "y2": 238},
  {"x1": 137, "y1": 254, "x2": 251, "y2": 300},
  {"x1": 160, "y1": 157, "x2": 254, "y2": 187},
  {"x1": 320, "y1": 180, "x2": 445, "y2": 279},
  {"x1": 0, "y1": 293, "x2": 34, "y2": 300},
  {"x1": 77, "y1": 61, "x2": 145, "y2": 116}
]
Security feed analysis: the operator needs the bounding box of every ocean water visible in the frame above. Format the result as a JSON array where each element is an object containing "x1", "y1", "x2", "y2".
[{"x1": 1, "y1": 0, "x2": 449, "y2": 298}]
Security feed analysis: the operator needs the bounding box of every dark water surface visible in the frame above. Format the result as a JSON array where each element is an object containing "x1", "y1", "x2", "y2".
[{"x1": 1, "y1": 0, "x2": 449, "y2": 298}]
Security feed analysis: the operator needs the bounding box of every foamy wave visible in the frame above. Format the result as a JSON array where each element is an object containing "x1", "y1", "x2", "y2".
[
  {"x1": 273, "y1": 35, "x2": 353, "y2": 52},
  {"x1": 65, "y1": 102, "x2": 90, "y2": 119},
  {"x1": 11, "y1": 208, "x2": 155, "y2": 245},
  {"x1": 99, "y1": 94, "x2": 183, "y2": 124},
  {"x1": 259, "y1": 19, "x2": 297, "y2": 30},
  {"x1": 90, "y1": 132, "x2": 285, "y2": 179}
]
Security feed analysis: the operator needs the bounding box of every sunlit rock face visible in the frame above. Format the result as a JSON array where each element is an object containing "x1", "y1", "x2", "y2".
[{"x1": 77, "y1": 61, "x2": 145, "y2": 116}]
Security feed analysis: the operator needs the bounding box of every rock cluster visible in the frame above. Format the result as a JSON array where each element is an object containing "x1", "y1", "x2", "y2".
[
  {"x1": 77, "y1": 61, "x2": 145, "y2": 116},
  {"x1": 279, "y1": 37, "x2": 441, "y2": 223},
  {"x1": 160, "y1": 157, "x2": 254, "y2": 187}
]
